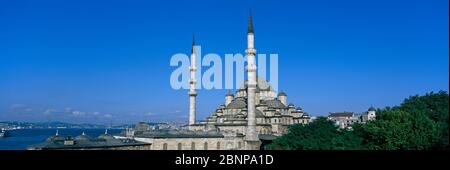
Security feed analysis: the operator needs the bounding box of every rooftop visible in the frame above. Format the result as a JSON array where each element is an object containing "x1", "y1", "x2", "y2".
[
  {"x1": 27, "y1": 132, "x2": 149, "y2": 150},
  {"x1": 328, "y1": 112, "x2": 354, "y2": 118}
]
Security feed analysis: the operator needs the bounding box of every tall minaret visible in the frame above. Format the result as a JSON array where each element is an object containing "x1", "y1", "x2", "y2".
[
  {"x1": 245, "y1": 10, "x2": 259, "y2": 148},
  {"x1": 189, "y1": 35, "x2": 197, "y2": 126}
]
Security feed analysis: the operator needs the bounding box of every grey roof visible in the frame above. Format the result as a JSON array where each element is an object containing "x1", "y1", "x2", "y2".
[
  {"x1": 255, "y1": 109, "x2": 265, "y2": 118},
  {"x1": 225, "y1": 90, "x2": 234, "y2": 97},
  {"x1": 368, "y1": 106, "x2": 376, "y2": 111},
  {"x1": 259, "y1": 134, "x2": 277, "y2": 141},
  {"x1": 265, "y1": 99, "x2": 287, "y2": 109},
  {"x1": 136, "y1": 130, "x2": 224, "y2": 139},
  {"x1": 28, "y1": 134, "x2": 148, "y2": 150},
  {"x1": 97, "y1": 134, "x2": 115, "y2": 140},
  {"x1": 329, "y1": 112, "x2": 354, "y2": 118},
  {"x1": 46, "y1": 135, "x2": 65, "y2": 141},
  {"x1": 74, "y1": 134, "x2": 92, "y2": 141},
  {"x1": 302, "y1": 112, "x2": 310, "y2": 118},
  {"x1": 226, "y1": 98, "x2": 247, "y2": 109},
  {"x1": 278, "y1": 92, "x2": 287, "y2": 96},
  {"x1": 255, "y1": 87, "x2": 260, "y2": 93}
]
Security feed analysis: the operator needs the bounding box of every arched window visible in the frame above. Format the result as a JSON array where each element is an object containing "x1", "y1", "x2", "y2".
[
  {"x1": 191, "y1": 142, "x2": 195, "y2": 150},
  {"x1": 163, "y1": 143, "x2": 168, "y2": 150},
  {"x1": 204, "y1": 142, "x2": 208, "y2": 150},
  {"x1": 238, "y1": 142, "x2": 242, "y2": 149},
  {"x1": 217, "y1": 142, "x2": 221, "y2": 150},
  {"x1": 177, "y1": 143, "x2": 182, "y2": 150}
]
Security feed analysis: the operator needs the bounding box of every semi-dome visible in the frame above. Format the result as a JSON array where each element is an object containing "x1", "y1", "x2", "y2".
[
  {"x1": 226, "y1": 98, "x2": 247, "y2": 109},
  {"x1": 368, "y1": 106, "x2": 376, "y2": 111}
]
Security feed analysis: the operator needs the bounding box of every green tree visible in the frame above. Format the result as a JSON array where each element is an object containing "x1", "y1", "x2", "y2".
[
  {"x1": 267, "y1": 117, "x2": 338, "y2": 150},
  {"x1": 267, "y1": 117, "x2": 364, "y2": 150},
  {"x1": 267, "y1": 91, "x2": 448, "y2": 150},
  {"x1": 353, "y1": 110, "x2": 441, "y2": 150},
  {"x1": 398, "y1": 91, "x2": 449, "y2": 149},
  {"x1": 332, "y1": 130, "x2": 364, "y2": 150}
]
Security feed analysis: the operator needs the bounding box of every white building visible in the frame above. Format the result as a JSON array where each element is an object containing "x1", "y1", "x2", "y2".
[{"x1": 328, "y1": 107, "x2": 377, "y2": 129}]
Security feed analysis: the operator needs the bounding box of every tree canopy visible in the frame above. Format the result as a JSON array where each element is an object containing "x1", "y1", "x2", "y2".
[{"x1": 267, "y1": 91, "x2": 449, "y2": 150}]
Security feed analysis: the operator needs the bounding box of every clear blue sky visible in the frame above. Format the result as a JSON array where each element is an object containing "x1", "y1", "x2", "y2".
[{"x1": 0, "y1": 0, "x2": 448, "y2": 125}]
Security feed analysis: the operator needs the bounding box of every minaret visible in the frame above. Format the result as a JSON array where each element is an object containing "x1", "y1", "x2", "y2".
[
  {"x1": 245, "y1": 10, "x2": 260, "y2": 149},
  {"x1": 189, "y1": 35, "x2": 198, "y2": 126}
]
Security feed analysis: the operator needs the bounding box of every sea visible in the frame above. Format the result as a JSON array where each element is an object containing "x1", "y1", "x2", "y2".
[{"x1": 0, "y1": 128, "x2": 122, "y2": 150}]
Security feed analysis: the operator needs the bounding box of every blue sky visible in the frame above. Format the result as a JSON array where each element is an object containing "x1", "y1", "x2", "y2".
[{"x1": 0, "y1": 0, "x2": 448, "y2": 125}]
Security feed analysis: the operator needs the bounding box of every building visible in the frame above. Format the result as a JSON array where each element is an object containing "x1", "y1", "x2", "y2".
[
  {"x1": 27, "y1": 130, "x2": 151, "y2": 150},
  {"x1": 115, "y1": 11, "x2": 310, "y2": 150},
  {"x1": 328, "y1": 107, "x2": 377, "y2": 129}
]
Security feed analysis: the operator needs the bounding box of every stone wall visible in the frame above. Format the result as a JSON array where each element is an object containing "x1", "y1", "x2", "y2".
[
  {"x1": 44, "y1": 144, "x2": 153, "y2": 150},
  {"x1": 135, "y1": 136, "x2": 246, "y2": 150}
]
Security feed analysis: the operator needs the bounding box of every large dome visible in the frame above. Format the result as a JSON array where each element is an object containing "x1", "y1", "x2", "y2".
[{"x1": 239, "y1": 77, "x2": 275, "y2": 92}]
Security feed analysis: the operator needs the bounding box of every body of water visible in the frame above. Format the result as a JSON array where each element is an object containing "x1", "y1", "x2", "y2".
[{"x1": 0, "y1": 128, "x2": 122, "y2": 150}]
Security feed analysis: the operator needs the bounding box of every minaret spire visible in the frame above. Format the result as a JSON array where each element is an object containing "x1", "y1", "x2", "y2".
[
  {"x1": 248, "y1": 9, "x2": 254, "y2": 34},
  {"x1": 191, "y1": 34, "x2": 195, "y2": 53}
]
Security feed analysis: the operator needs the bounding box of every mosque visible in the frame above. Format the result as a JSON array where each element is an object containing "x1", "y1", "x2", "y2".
[{"x1": 112, "y1": 11, "x2": 311, "y2": 150}]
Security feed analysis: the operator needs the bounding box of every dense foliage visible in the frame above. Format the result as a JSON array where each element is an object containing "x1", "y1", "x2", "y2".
[{"x1": 267, "y1": 91, "x2": 449, "y2": 150}]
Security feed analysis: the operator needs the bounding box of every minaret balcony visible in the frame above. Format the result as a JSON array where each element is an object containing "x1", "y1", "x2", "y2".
[
  {"x1": 189, "y1": 66, "x2": 197, "y2": 71},
  {"x1": 245, "y1": 48, "x2": 256, "y2": 54}
]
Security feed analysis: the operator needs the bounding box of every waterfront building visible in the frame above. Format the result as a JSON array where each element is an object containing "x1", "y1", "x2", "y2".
[{"x1": 27, "y1": 130, "x2": 151, "y2": 150}]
